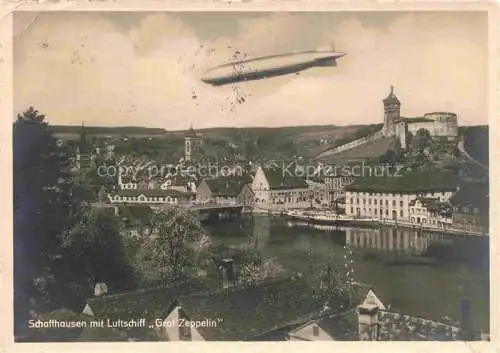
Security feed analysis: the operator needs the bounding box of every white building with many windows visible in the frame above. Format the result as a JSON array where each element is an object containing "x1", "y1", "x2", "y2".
[
  {"x1": 108, "y1": 189, "x2": 191, "y2": 205},
  {"x1": 345, "y1": 188, "x2": 455, "y2": 221}
]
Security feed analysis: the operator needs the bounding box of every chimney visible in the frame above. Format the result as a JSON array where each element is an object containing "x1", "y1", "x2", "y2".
[
  {"x1": 221, "y1": 258, "x2": 236, "y2": 289},
  {"x1": 94, "y1": 282, "x2": 108, "y2": 297},
  {"x1": 459, "y1": 298, "x2": 473, "y2": 340},
  {"x1": 357, "y1": 303, "x2": 379, "y2": 341}
]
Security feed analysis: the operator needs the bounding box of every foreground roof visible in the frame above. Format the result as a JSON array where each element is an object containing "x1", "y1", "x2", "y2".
[{"x1": 177, "y1": 277, "x2": 323, "y2": 340}]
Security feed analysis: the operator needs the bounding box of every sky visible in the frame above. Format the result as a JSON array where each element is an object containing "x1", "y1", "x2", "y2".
[{"x1": 13, "y1": 11, "x2": 488, "y2": 130}]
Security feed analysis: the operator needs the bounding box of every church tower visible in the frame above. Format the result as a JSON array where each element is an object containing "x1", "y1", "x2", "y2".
[
  {"x1": 184, "y1": 124, "x2": 202, "y2": 162},
  {"x1": 382, "y1": 86, "x2": 401, "y2": 136},
  {"x1": 76, "y1": 122, "x2": 91, "y2": 169}
]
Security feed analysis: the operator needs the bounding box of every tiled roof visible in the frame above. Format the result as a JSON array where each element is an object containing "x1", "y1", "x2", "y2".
[
  {"x1": 317, "y1": 309, "x2": 359, "y2": 340},
  {"x1": 185, "y1": 127, "x2": 201, "y2": 139},
  {"x1": 262, "y1": 167, "x2": 309, "y2": 190},
  {"x1": 204, "y1": 176, "x2": 252, "y2": 197},
  {"x1": 177, "y1": 277, "x2": 323, "y2": 340},
  {"x1": 383, "y1": 86, "x2": 400, "y2": 105},
  {"x1": 85, "y1": 279, "x2": 208, "y2": 322},
  {"x1": 346, "y1": 169, "x2": 458, "y2": 193}
]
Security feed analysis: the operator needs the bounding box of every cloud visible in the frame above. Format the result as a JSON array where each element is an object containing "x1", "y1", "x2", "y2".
[{"x1": 14, "y1": 11, "x2": 487, "y2": 129}]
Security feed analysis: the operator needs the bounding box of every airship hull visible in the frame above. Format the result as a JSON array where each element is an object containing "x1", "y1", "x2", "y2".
[{"x1": 201, "y1": 50, "x2": 345, "y2": 86}]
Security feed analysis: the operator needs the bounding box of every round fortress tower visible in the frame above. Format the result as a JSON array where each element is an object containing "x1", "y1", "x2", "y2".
[{"x1": 423, "y1": 112, "x2": 458, "y2": 140}]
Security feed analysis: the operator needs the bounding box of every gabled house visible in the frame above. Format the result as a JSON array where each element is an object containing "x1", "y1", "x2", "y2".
[
  {"x1": 251, "y1": 166, "x2": 310, "y2": 211},
  {"x1": 196, "y1": 176, "x2": 254, "y2": 210},
  {"x1": 409, "y1": 197, "x2": 453, "y2": 228}
]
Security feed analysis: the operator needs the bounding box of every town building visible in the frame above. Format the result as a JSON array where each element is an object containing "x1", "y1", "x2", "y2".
[
  {"x1": 344, "y1": 169, "x2": 457, "y2": 221},
  {"x1": 160, "y1": 175, "x2": 197, "y2": 194},
  {"x1": 449, "y1": 182, "x2": 489, "y2": 234},
  {"x1": 325, "y1": 175, "x2": 354, "y2": 206},
  {"x1": 306, "y1": 178, "x2": 329, "y2": 208},
  {"x1": 408, "y1": 197, "x2": 453, "y2": 228},
  {"x1": 251, "y1": 166, "x2": 310, "y2": 211},
  {"x1": 196, "y1": 176, "x2": 254, "y2": 210},
  {"x1": 184, "y1": 125, "x2": 202, "y2": 162}
]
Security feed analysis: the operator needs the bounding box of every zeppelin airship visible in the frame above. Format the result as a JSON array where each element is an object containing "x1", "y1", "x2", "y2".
[{"x1": 201, "y1": 44, "x2": 346, "y2": 86}]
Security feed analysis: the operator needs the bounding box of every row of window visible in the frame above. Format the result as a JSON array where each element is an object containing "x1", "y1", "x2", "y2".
[
  {"x1": 348, "y1": 191, "x2": 447, "y2": 197},
  {"x1": 350, "y1": 207, "x2": 404, "y2": 217},
  {"x1": 113, "y1": 195, "x2": 179, "y2": 203},
  {"x1": 271, "y1": 197, "x2": 309, "y2": 204},
  {"x1": 349, "y1": 198, "x2": 404, "y2": 207}
]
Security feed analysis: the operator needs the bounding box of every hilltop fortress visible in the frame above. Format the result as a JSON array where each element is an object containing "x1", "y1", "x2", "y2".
[
  {"x1": 319, "y1": 86, "x2": 459, "y2": 158},
  {"x1": 382, "y1": 85, "x2": 458, "y2": 148}
]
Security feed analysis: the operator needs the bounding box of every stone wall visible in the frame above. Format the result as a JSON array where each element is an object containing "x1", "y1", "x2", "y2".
[{"x1": 326, "y1": 130, "x2": 385, "y2": 156}]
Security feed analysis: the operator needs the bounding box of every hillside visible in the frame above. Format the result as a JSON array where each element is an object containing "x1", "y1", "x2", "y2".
[
  {"x1": 52, "y1": 123, "x2": 364, "y2": 161},
  {"x1": 316, "y1": 136, "x2": 396, "y2": 164},
  {"x1": 459, "y1": 126, "x2": 488, "y2": 167}
]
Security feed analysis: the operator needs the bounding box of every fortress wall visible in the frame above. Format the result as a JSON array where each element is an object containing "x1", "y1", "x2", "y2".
[{"x1": 328, "y1": 129, "x2": 385, "y2": 155}]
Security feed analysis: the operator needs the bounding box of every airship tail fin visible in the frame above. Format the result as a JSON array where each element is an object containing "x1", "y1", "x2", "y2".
[{"x1": 315, "y1": 43, "x2": 336, "y2": 52}]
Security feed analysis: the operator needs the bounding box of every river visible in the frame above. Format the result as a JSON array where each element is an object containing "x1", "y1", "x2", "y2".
[{"x1": 204, "y1": 215, "x2": 490, "y2": 334}]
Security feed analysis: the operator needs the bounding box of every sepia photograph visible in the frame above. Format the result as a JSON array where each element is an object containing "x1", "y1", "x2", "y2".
[{"x1": 12, "y1": 9, "x2": 491, "y2": 342}]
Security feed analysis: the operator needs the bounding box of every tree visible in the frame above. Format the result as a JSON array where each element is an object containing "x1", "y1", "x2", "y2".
[
  {"x1": 205, "y1": 244, "x2": 285, "y2": 288},
  {"x1": 58, "y1": 207, "x2": 137, "y2": 309},
  {"x1": 14, "y1": 107, "x2": 86, "y2": 337},
  {"x1": 135, "y1": 206, "x2": 205, "y2": 286},
  {"x1": 411, "y1": 128, "x2": 433, "y2": 152}
]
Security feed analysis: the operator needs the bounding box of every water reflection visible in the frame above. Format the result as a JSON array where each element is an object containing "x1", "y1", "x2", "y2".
[
  {"x1": 205, "y1": 215, "x2": 489, "y2": 330},
  {"x1": 285, "y1": 220, "x2": 488, "y2": 268}
]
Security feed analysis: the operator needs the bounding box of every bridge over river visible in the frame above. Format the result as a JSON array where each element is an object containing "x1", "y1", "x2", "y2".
[{"x1": 90, "y1": 202, "x2": 244, "y2": 222}]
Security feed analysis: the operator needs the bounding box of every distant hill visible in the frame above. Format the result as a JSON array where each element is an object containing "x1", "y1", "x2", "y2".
[{"x1": 51, "y1": 125, "x2": 167, "y2": 139}]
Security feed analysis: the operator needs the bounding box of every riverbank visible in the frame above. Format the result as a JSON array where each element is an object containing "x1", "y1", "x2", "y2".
[{"x1": 252, "y1": 208, "x2": 488, "y2": 237}]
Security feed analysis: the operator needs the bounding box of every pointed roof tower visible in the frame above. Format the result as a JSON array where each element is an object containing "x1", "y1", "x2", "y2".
[
  {"x1": 79, "y1": 122, "x2": 91, "y2": 154},
  {"x1": 185, "y1": 123, "x2": 200, "y2": 139},
  {"x1": 383, "y1": 85, "x2": 400, "y2": 105}
]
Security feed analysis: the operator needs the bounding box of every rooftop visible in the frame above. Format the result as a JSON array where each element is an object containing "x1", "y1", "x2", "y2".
[
  {"x1": 346, "y1": 168, "x2": 458, "y2": 193},
  {"x1": 203, "y1": 176, "x2": 252, "y2": 197},
  {"x1": 177, "y1": 277, "x2": 324, "y2": 340},
  {"x1": 261, "y1": 166, "x2": 309, "y2": 190},
  {"x1": 185, "y1": 126, "x2": 201, "y2": 139},
  {"x1": 382, "y1": 86, "x2": 400, "y2": 105}
]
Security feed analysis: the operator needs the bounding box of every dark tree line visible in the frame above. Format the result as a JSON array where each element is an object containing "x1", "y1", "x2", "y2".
[{"x1": 14, "y1": 107, "x2": 137, "y2": 340}]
